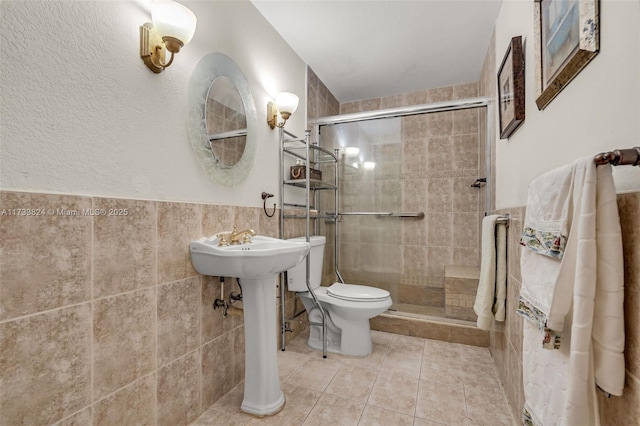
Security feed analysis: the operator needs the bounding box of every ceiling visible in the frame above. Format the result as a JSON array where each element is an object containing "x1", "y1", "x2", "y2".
[{"x1": 251, "y1": 0, "x2": 503, "y2": 103}]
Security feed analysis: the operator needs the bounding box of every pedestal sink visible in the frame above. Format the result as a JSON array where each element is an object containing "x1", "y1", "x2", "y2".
[{"x1": 190, "y1": 234, "x2": 310, "y2": 416}]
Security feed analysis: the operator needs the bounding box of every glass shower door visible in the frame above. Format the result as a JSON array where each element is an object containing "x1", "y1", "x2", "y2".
[
  {"x1": 320, "y1": 117, "x2": 404, "y2": 309},
  {"x1": 317, "y1": 104, "x2": 483, "y2": 320}
]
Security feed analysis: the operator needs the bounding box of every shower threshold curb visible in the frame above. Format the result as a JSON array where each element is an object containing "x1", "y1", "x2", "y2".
[{"x1": 371, "y1": 312, "x2": 489, "y2": 347}]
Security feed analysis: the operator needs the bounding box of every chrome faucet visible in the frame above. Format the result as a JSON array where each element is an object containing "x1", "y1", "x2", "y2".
[{"x1": 217, "y1": 225, "x2": 256, "y2": 246}]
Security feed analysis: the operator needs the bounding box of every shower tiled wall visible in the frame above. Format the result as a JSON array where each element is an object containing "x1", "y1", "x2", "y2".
[
  {"x1": 489, "y1": 193, "x2": 640, "y2": 425},
  {"x1": 336, "y1": 83, "x2": 483, "y2": 316},
  {"x1": 307, "y1": 67, "x2": 340, "y2": 120},
  {"x1": 307, "y1": 67, "x2": 341, "y2": 286},
  {"x1": 0, "y1": 190, "x2": 284, "y2": 425}
]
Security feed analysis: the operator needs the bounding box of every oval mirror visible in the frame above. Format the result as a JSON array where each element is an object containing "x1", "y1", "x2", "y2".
[
  {"x1": 206, "y1": 77, "x2": 246, "y2": 167},
  {"x1": 188, "y1": 53, "x2": 257, "y2": 186}
]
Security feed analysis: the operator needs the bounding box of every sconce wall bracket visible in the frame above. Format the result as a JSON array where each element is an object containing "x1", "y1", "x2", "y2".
[
  {"x1": 140, "y1": 23, "x2": 167, "y2": 74},
  {"x1": 267, "y1": 101, "x2": 279, "y2": 129}
]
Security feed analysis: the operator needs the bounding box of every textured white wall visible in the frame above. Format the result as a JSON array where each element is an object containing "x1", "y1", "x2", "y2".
[
  {"x1": 0, "y1": 0, "x2": 307, "y2": 206},
  {"x1": 493, "y1": 0, "x2": 640, "y2": 209}
]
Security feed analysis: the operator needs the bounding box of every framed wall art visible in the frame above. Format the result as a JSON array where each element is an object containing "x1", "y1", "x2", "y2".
[
  {"x1": 534, "y1": 0, "x2": 599, "y2": 110},
  {"x1": 498, "y1": 36, "x2": 525, "y2": 139}
]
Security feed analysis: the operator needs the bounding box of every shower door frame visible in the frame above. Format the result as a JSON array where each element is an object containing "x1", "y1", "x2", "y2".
[{"x1": 312, "y1": 96, "x2": 492, "y2": 297}]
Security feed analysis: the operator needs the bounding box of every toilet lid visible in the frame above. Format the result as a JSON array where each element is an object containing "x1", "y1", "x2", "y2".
[{"x1": 327, "y1": 283, "x2": 390, "y2": 302}]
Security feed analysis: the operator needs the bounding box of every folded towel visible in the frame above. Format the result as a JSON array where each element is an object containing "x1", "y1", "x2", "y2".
[
  {"x1": 473, "y1": 215, "x2": 507, "y2": 330},
  {"x1": 519, "y1": 157, "x2": 625, "y2": 426}
]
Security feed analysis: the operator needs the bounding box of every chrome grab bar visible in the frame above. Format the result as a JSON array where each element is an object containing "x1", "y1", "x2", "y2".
[
  {"x1": 331, "y1": 211, "x2": 425, "y2": 219},
  {"x1": 386, "y1": 212, "x2": 425, "y2": 219}
]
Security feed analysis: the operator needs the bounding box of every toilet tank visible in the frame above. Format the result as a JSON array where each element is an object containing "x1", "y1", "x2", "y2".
[{"x1": 286, "y1": 236, "x2": 326, "y2": 292}]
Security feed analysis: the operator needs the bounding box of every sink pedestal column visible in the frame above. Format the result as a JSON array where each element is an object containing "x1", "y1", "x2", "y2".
[{"x1": 239, "y1": 277, "x2": 285, "y2": 416}]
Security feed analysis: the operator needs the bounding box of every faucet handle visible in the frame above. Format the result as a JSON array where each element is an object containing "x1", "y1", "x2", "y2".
[
  {"x1": 242, "y1": 233, "x2": 253, "y2": 244},
  {"x1": 216, "y1": 232, "x2": 230, "y2": 247}
]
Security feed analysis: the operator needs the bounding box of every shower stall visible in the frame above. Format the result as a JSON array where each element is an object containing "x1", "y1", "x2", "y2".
[{"x1": 314, "y1": 98, "x2": 490, "y2": 320}]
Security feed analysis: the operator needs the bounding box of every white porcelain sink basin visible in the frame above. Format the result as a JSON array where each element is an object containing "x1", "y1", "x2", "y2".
[
  {"x1": 189, "y1": 233, "x2": 310, "y2": 416},
  {"x1": 190, "y1": 235, "x2": 310, "y2": 279}
]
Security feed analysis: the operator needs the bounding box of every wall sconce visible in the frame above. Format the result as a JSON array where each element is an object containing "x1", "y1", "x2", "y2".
[
  {"x1": 267, "y1": 92, "x2": 299, "y2": 129},
  {"x1": 140, "y1": 0, "x2": 197, "y2": 73}
]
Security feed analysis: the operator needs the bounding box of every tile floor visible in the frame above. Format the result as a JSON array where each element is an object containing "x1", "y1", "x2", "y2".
[{"x1": 191, "y1": 329, "x2": 516, "y2": 426}]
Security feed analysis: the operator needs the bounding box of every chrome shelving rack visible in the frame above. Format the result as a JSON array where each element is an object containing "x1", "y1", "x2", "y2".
[{"x1": 279, "y1": 129, "x2": 338, "y2": 358}]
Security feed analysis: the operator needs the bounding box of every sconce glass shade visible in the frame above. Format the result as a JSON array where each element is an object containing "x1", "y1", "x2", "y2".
[
  {"x1": 344, "y1": 146, "x2": 360, "y2": 156},
  {"x1": 275, "y1": 92, "x2": 299, "y2": 120},
  {"x1": 363, "y1": 161, "x2": 376, "y2": 170},
  {"x1": 152, "y1": 0, "x2": 197, "y2": 50}
]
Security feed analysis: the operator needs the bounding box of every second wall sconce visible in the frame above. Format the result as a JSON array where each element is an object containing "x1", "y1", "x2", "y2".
[
  {"x1": 267, "y1": 92, "x2": 299, "y2": 129},
  {"x1": 140, "y1": 0, "x2": 197, "y2": 73}
]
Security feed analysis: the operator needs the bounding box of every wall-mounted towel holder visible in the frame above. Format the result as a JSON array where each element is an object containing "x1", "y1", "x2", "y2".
[
  {"x1": 261, "y1": 191, "x2": 276, "y2": 217},
  {"x1": 594, "y1": 146, "x2": 640, "y2": 166},
  {"x1": 495, "y1": 213, "x2": 510, "y2": 228}
]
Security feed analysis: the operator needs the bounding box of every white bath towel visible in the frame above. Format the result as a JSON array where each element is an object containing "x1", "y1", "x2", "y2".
[
  {"x1": 519, "y1": 157, "x2": 625, "y2": 426},
  {"x1": 473, "y1": 214, "x2": 507, "y2": 330}
]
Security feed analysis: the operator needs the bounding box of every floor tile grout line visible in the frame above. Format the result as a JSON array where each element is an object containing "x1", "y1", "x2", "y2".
[
  {"x1": 362, "y1": 369, "x2": 381, "y2": 408},
  {"x1": 191, "y1": 333, "x2": 514, "y2": 425},
  {"x1": 413, "y1": 338, "x2": 425, "y2": 418}
]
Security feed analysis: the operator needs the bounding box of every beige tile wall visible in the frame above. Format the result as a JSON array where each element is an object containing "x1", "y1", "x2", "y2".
[
  {"x1": 488, "y1": 193, "x2": 640, "y2": 424},
  {"x1": 444, "y1": 265, "x2": 481, "y2": 322},
  {"x1": 0, "y1": 190, "x2": 283, "y2": 425},
  {"x1": 307, "y1": 67, "x2": 340, "y2": 121},
  {"x1": 307, "y1": 67, "x2": 341, "y2": 287}
]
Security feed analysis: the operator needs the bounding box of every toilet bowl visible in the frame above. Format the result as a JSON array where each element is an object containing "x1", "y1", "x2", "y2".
[{"x1": 287, "y1": 236, "x2": 392, "y2": 356}]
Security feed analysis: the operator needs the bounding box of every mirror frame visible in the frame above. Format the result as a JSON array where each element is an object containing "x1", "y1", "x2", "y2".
[{"x1": 187, "y1": 53, "x2": 257, "y2": 186}]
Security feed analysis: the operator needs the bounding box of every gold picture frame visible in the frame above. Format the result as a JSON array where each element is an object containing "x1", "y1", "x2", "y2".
[
  {"x1": 534, "y1": 0, "x2": 599, "y2": 110},
  {"x1": 498, "y1": 36, "x2": 525, "y2": 139}
]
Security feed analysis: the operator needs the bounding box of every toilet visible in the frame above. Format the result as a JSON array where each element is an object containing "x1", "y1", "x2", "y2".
[{"x1": 287, "y1": 236, "x2": 392, "y2": 356}]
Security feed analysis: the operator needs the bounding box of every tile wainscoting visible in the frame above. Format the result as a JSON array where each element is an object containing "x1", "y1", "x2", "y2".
[{"x1": 0, "y1": 190, "x2": 303, "y2": 426}]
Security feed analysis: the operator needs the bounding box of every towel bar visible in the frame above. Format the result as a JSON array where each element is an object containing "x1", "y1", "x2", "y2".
[
  {"x1": 495, "y1": 213, "x2": 510, "y2": 227},
  {"x1": 594, "y1": 146, "x2": 640, "y2": 166}
]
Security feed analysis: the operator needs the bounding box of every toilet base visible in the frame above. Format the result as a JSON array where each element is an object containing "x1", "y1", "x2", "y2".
[
  {"x1": 307, "y1": 322, "x2": 341, "y2": 355},
  {"x1": 306, "y1": 306, "x2": 343, "y2": 354},
  {"x1": 306, "y1": 318, "x2": 373, "y2": 357},
  {"x1": 297, "y1": 288, "x2": 391, "y2": 357}
]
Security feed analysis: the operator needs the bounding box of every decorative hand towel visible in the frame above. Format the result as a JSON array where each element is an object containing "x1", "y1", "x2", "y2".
[
  {"x1": 519, "y1": 157, "x2": 625, "y2": 426},
  {"x1": 473, "y1": 214, "x2": 507, "y2": 330},
  {"x1": 518, "y1": 160, "x2": 575, "y2": 335}
]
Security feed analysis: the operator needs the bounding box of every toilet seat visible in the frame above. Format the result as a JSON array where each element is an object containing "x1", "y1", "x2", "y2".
[{"x1": 327, "y1": 283, "x2": 390, "y2": 302}]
